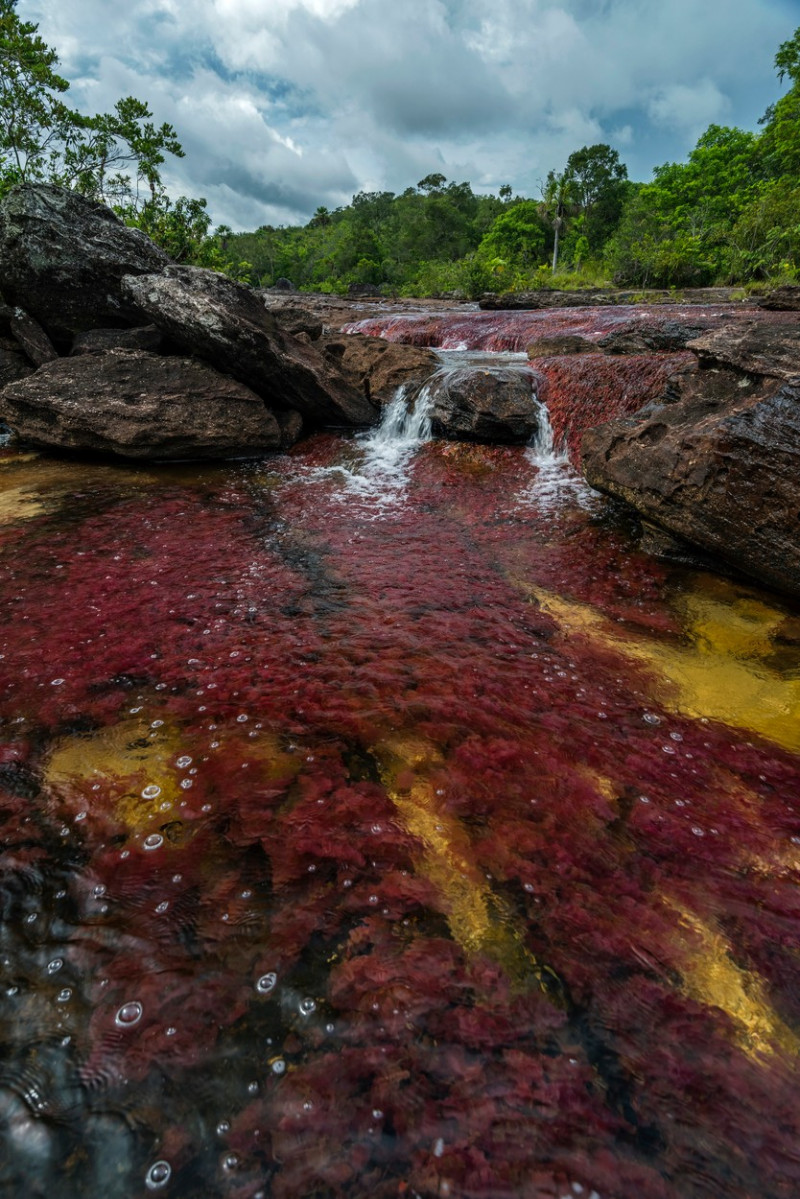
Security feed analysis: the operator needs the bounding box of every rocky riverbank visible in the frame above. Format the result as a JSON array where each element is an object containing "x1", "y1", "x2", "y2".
[{"x1": 0, "y1": 182, "x2": 798, "y2": 599}]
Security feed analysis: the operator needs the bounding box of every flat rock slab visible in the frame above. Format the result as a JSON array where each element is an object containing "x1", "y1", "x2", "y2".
[
  {"x1": 426, "y1": 367, "x2": 539, "y2": 444},
  {"x1": 122, "y1": 267, "x2": 377, "y2": 428},
  {"x1": 0, "y1": 349, "x2": 282, "y2": 460},
  {"x1": 0, "y1": 184, "x2": 169, "y2": 342},
  {"x1": 687, "y1": 322, "x2": 800, "y2": 380},
  {"x1": 582, "y1": 367, "x2": 800, "y2": 599}
]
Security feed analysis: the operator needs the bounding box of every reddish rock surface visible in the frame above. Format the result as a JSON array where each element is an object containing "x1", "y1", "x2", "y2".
[{"x1": 582, "y1": 363, "x2": 800, "y2": 598}]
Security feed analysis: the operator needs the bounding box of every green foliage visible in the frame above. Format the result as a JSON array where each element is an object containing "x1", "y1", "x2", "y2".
[
  {"x1": 0, "y1": 0, "x2": 216, "y2": 266},
  {"x1": 0, "y1": 0, "x2": 73, "y2": 189}
]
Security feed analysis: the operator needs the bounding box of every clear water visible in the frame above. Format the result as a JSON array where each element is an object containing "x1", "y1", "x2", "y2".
[{"x1": 0, "y1": 328, "x2": 798, "y2": 1199}]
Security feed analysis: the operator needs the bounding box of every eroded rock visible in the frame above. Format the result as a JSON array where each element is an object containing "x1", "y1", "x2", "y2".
[
  {"x1": 71, "y1": 325, "x2": 164, "y2": 356},
  {"x1": 0, "y1": 184, "x2": 169, "y2": 342},
  {"x1": 426, "y1": 367, "x2": 538, "y2": 443},
  {"x1": 526, "y1": 335, "x2": 595, "y2": 358},
  {"x1": 687, "y1": 322, "x2": 800, "y2": 380},
  {"x1": 122, "y1": 267, "x2": 377, "y2": 428},
  {"x1": 0, "y1": 350, "x2": 282, "y2": 460},
  {"x1": 582, "y1": 366, "x2": 800, "y2": 598},
  {"x1": 322, "y1": 334, "x2": 439, "y2": 406}
]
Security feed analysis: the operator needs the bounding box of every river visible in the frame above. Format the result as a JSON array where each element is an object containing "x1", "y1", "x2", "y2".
[{"x1": 0, "y1": 308, "x2": 799, "y2": 1199}]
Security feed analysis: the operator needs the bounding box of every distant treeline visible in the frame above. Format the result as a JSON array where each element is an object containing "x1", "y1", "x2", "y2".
[
  {"x1": 3, "y1": 0, "x2": 799, "y2": 297},
  {"x1": 224, "y1": 25, "x2": 800, "y2": 296}
]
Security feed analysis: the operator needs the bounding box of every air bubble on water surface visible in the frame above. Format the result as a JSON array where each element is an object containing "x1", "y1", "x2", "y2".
[
  {"x1": 143, "y1": 834, "x2": 164, "y2": 850},
  {"x1": 142, "y1": 784, "x2": 161, "y2": 799},
  {"x1": 643, "y1": 712, "x2": 661, "y2": 725},
  {"x1": 56, "y1": 988, "x2": 72, "y2": 1003},
  {"x1": 271, "y1": 1058, "x2": 286, "y2": 1075},
  {"x1": 145, "y1": 1160, "x2": 171, "y2": 1190},
  {"x1": 176, "y1": 756, "x2": 192, "y2": 768},
  {"x1": 256, "y1": 972, "x2": 277, "y2": 996},
  {"x1": 46, "y1": 958, "x2": 63, "y2": 975},
  {"x1": 115, "y1": 1001, "x2": 143, "y2": 1028},
  {"x1": 216, "y1": 1121, "x2": 230, "y2": 1136},
  {"x1": 298, "y1": 998, "x2": 316, "y2": 1017}
]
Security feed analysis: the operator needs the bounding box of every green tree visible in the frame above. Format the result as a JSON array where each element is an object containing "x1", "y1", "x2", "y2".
[
  {"x1": 0, "y1": 0, "x2": 74, "y2": 188},
  {"x1": 563, "y1": 143, "x2": 629, "y2": 251}
]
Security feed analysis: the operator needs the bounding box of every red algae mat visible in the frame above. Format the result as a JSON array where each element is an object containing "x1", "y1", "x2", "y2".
[{"x1": 0, "y1": 435, "x2": 799, "y2": 1199}]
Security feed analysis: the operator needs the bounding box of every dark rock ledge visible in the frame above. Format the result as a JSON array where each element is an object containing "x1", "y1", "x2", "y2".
[{"x1": 582, "y1": 322, "x2": 800, "y2": 599}]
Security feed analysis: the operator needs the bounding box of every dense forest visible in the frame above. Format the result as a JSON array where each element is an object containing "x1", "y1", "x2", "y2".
[
  {"x1": 224, "y1": 26, "x2": 800, "y2": 296},
  {"x1": 2, "y1": 0, "x2": 800, "y2": 297}
]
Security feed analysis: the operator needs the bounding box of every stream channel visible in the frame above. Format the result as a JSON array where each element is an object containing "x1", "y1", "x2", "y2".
[{"x1": 0, "y1": 305, "x2": 799, "y2": 1199}]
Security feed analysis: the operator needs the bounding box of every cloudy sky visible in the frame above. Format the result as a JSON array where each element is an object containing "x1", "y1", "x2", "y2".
[{"x1": 17, "y1": 0, "x2": 799, "y2": 230}]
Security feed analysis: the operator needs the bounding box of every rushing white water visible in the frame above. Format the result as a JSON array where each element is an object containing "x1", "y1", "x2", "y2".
[
  {"x1": 289, "y1": 384, "x2": 434, "y2": 513},
  {"x1": 523, "y1": 395, "x2": 598, "y2": 511}
]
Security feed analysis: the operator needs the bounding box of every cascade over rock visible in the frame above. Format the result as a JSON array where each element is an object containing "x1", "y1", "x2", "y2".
[
  {"x1": 0, "y1": 184, "x2": 169, "y2": 342},
  {"x1": 0, "y1": 349, "x2": 284, "y2": 459},
  {"x1": 582, "y1": 337, "x2": 800, "y2": 598},
  {"x1": 121, "y1": 267, "x2": 377, "y2": 428},
  {"x1": 321, "y1": 333, "x2": 439, "y2": 406},
  {"x1": 426, "y1": 367, "x2": 539, "y2": 443}
]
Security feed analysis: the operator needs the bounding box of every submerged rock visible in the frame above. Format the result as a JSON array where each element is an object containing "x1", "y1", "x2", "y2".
[
  {"x1": 322, "y1": 334, "x2": 439, "y2": 406},
  {"x1": 526, "y1": 334, "x2": 595, "y2": 358},
  {"x1": 122, "y1": 267, "x2": 377, "y2": 428},
  {"x1": 0, "y1": 349, "x2": 282, "y2": 460},
  {"x1": 582, "y1": 363, "x2": 800, "y2": 598},
  {"x1": 426, "y1": 367, "x2": 538, "y2": 443},
  {"x1": 0, "y1": 184, "x2": 169, "y2": 342}
]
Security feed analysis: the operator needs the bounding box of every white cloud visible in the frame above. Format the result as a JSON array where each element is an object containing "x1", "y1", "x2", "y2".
[{"x1": 647, "y1": 80, "x2": 730, "y2": 136}]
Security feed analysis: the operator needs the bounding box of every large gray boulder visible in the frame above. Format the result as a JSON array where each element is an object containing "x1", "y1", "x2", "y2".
[
  {"x1": 0, "y1": 349, "x2": 283, "y2": 460},
  {"x1": 121, "y1": 267, "x2": 377, "y2": 428},
  {"x1": 0, "y1": 184, "x2": 169, "y2": 342},
  {"x1": 426, "y1": 367, "x2": 539, "y2": 443}
]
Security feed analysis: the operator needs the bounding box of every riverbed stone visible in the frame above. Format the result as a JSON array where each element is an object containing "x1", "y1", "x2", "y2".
[
  {"x1": 581, "y1": 365, "x2": 800, "y2": 598},
  {"x1": 0, "y1": 184, "x2": 169, "y2": 343},
  {"x1": 426, "y1": 367, "x2": 538, "y2": 443},
  {"x1": 322, "y1": 334, "x2": 439, "y2": 406},
  {"x1": 687, "y1": 321, "x2": 800, "y2": 380},
  {"x1": 0, "y1": 349, "x2": 283, "y2": 460},
  {"x1": 122, "y1": 266, "x2": 378, "y2": 428},
  {"x1": 526, "y1": 334, "x2": 595, "y2": 358}
]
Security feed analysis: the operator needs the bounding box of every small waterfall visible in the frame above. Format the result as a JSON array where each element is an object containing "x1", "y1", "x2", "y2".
[
  {"x1": 523, "y1": 395, "x2": 597, "y2": 511},
  {"x1": 293, "y1": 384, "x2": 433, "y2": 511},
  {"x1": 360, "y1": 383, "x2": 433, "y2": 459}
]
